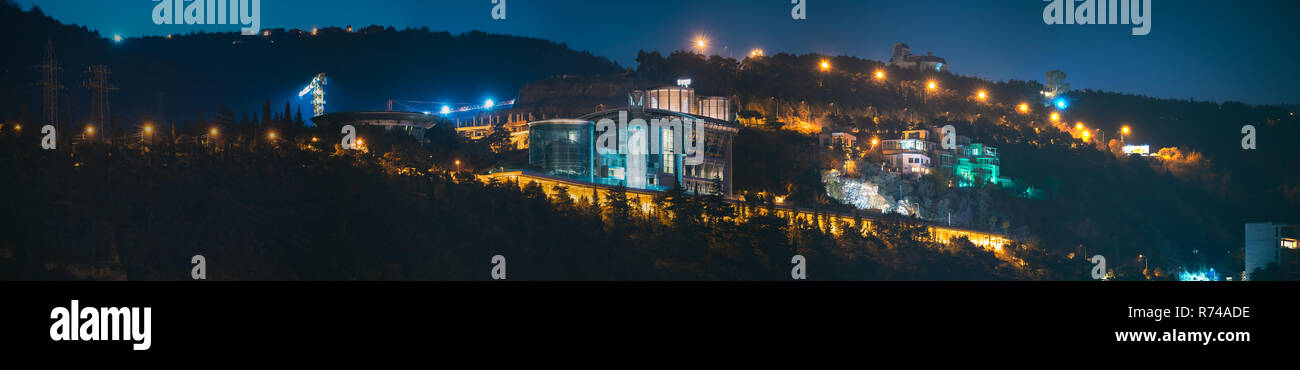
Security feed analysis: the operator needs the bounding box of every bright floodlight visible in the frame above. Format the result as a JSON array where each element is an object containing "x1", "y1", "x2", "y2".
[
  {"x1": 113, "y1": 34, "x2": 123, "y2": 43},
  {"x1": 440, "y1": 106, "x2": 452, "y2": 115},
  {"x1": 484, "y1": 99, "x2": 495, "y2": 109},
  {"x1": 1055, "y1": 98, "x2": 1068, "y2": 110}
]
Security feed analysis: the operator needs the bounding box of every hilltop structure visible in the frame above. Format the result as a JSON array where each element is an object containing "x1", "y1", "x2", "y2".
[{"x1": 888, "y1": 43, "x2": 948, "y2": 72}]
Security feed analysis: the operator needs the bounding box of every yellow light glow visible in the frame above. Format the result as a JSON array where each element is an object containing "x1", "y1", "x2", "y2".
[
  {"x1": 14, "y1": 124, "x2": 20, "y2": 131},
  {"x1": 874, "y1": 70, "x2": 885, "y2": 80},
  {"x1": 1075, "y1": 122, "x2": 1084, "y2": 130},
  {"x1": 210, "y1": 128, "x2": 218, "y2": 136},
  {"x1": 311, "y1": 137, "x2": 319, "y2": 142},
  {"x1": 871, "y1": 137, "x2": 879, "y2": 146},
  {"x1": 1050, "y1": 112, "x2": 1060, "y2": 122},
  {"x1": 1081, "y1": 131, "x2": 1090, "y2": 140},
  {"x1": 143, "y1": 125, "x2": 153, "y2": 134},
  {"x1": 1017, "y1": 103, "x2": 1029, "y2": 113},
  {"x1": 820, "y1": 59, "x2": 831, "y2": 71},
  {"x1": 977, "y1": 90, "x2": 987, "y2": 100},
  {"x1": 694, "y1": 37, "x2": 707, "y2": 49},
  {"x1": 268, "y1": 132, "x2": 277, "y2": 140},
  {"x1": 927, "y1": 81, "x2": 937, "y2": 90},
  {"x1": 85, "y1": 126, "x2": 94, "y2": 135},
  {"x1": 750, "y1": 48, "x2": 764, "y2": 57},
  {"x1": 1122, "y1": 125, "x2": 1131, "y2": 134}
]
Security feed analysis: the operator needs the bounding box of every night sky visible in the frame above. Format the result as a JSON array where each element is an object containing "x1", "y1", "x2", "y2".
[{"x1": 17, "y1": 0, "x2": 1300, "y2": 105}]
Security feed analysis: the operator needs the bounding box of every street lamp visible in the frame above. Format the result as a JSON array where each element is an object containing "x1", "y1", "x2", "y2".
[
  {"x1": 1017, "y1": 103, "x2": 1030, "y2": 113},
  {"x1": 1050, "y1": 112, "x2": 1061, "y2": 122},
  {"x1": 209, "y1": 128, "x2": 219, "y2": 137},
  {"x1": 977, "y1": 90, "x2": 988, "y2": 102},
  {"x1": 455, "y1": 159, "x2": 461, "y2": 172},
  {"x1": 268, "y1": 131, "x2": 277, "y2": 140},
  {"x1": 85, "y1": 125, "x2": 95, "y2": 135},
  {"x1": 874, "y1": 70, "x2": 885, "y2": 80},
  {"x1": 927, "y1": 80, "x2": 937, "y2": 90},
  {"x1": 819, "y1": 59, "x2": 831, "y2": 71},
  {"x1": 693, "y1": 37, "x2": 708, "y2": 53},
  {"x1": 749, "y1": 48, "x2": 764, "y2": 58},
  {"x1": 1121, "y1": 125, "x2": 1131, "y2": 143}
]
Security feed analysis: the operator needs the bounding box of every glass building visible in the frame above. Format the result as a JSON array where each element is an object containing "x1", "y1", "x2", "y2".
[
  {"x1": 525, "y1": 86, "x2": 739, "y2": 196},
  {"x1": 528, "y1": 119, "x2": 594, "y2": 178}
]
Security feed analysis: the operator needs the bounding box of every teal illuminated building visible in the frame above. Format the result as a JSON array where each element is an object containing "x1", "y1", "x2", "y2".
[
  {"x1": 882, "y1": 127, "x2": 1015, "y2": 189},
  {"x1": 939, "y1": 142, "x2": 1010, "y2": 188}
]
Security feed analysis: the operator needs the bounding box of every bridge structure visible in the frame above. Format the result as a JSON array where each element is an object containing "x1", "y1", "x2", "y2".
[{"x1": 479, "y1": 170, "x2": 1013, "y2": 252}]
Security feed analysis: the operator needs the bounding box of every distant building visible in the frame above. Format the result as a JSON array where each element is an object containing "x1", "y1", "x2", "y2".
[
  {"x1": 310, "y1": 111, "x2": 442, "y2": 138},
  {"x1": 1123, "y1": 144, "x2": 1151, "y2": 156},
  {"x1": 888, "y1": 43, "x2": 948, "y2": 72},
  {"x1": 1244, "y1": 222, "x2": 1299, "y2": 280},
  {"x1": 819, "y1": 132, "x2": 857, "y2": 148},
  {"x1": 881, "y1": 130, "x2": 936, "y2": 175},
  {"x1": 879, "y1": 127, "x2": 1012, "y2": 187}
]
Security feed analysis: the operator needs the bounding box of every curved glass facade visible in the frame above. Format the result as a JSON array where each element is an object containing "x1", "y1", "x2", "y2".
[{"x1": 528, "y1": 119, "x2": 594, "y2": 177}]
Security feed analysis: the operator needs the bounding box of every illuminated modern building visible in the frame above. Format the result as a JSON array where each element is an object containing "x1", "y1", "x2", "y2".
[
  {"x1": 523, "y1": 86, "x2": 739, "y2": 196},
  {"x1": 939, "y1": 142, "x2": 1010, "y2": 187},
  {"x1": 528, "y1": 119, "x2": 594, "y2": 177},
  {"x1": 1244, "y1": 222, "x2": 1299, "y2": 280},
  {"x1": 888, "y1": 43, "x2": 948, "y2": 72}
]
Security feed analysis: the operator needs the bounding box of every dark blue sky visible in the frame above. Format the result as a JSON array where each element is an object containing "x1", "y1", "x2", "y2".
[{"x1": 19, "y1": 0, "x2": 1300, "y2": 105}]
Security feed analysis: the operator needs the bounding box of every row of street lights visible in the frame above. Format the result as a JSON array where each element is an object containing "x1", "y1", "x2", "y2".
[{"x1": 692, "y1": 36, "x2": 1146, "y2": 147}]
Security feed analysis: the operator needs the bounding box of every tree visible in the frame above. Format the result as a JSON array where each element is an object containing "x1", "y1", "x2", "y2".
[
  {"x1": 1044, "y1": 69, "x2": 1070, "y2": 98},
  {"x1": 701, "y1": 179, "x2": 734, "y2": 225}
]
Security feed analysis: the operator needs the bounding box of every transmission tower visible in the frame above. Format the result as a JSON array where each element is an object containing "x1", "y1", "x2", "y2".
[
  {"x1": 82, "y1": 65, "x2": 119, "y2": 135},
  {"x1": 33, "y1": 40, "x2": 64, "y2": 129}
]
